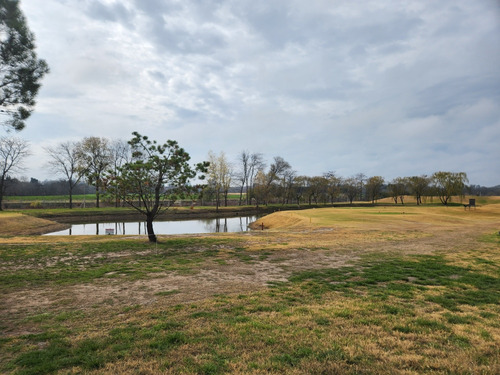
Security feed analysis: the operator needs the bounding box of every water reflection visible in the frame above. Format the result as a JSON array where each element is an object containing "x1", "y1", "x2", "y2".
[{"x1": 46, "y1": 216, "x2": 258, "y2": 236}]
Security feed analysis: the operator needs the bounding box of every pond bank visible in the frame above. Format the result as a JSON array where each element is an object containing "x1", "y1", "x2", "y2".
[{"x1": 27, "y1": 206, "x2": 281, "y2": 224}]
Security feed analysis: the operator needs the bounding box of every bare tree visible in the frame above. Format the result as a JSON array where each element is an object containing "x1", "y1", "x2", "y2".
[
  {"x1": 342, "y1": 177, "x2": 359, "y2": 205},
  {"x1": 355, "y1": 172, "x2": 367, "y2": 201},
  {"x1": 261, "y1": 156, "x2": 291, "y2": 205},
  {"x1": 279, "y1": 169, "x2": 296, "y2": 205},
  {"x1": 365, "y1": 176, "x2": 385, "y2": 203},
  {"x1": 108, "y1": 139, "x2": 131, "y2": 207},
  {"x1": 246, "y1": 153, "x2": 265, "y2": 205},
  {"x1": 388, "y1": 177, "x2": 408, "y2": 204},
  {"x1": 292, "y1": 175, "x2": 308, "y2": 206},
  {"x1": 407, "y1": 175, "x2": 429, "y2": 205},
  {"x1": 236, "y1": 150, "x2": 250, "y2": 206},
  {"x1": 45, "y1": 141, "x2": 83, "y2": 209},
  {"x1": 0, "y1": 136, "x2": 29, "y2": 209},
  {"x1": 76, "y1": 137, "x2": 111, "y2": 208},
  {"x1": 206, "y1": 151, "x2": 232, "y2": 211},
  {"x1": 324, "y1": 171, "x2": 342, "y2": 204}
]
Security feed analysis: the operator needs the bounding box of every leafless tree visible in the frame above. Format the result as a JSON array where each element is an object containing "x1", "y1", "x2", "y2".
[
  {"x1": 236, "y1": 150, "x2": 250, "y2": 206},
  {"x1": 365, "y1": 176, "x2": 385, "y2": 203},
  {"x1": 324, "y1": 171, "x2": 342, "y2": 203},
  {"x1": 407, "y1": 175, "x2": 430, "y2": 205},
  {"x1": 0, "y1": 136, "x2": 29, "y2": 209},
  {"x1": 76, "y1": 137, "x2": 112, "y2": 208},
  {"x1": 246, "y1": 152, "x2": 265, "y2": 205},
  {"x1": 261, "y1": 156, "x2": 291, "y2": 205},
  {"x1": 108, "y1": 139, "x2": 131, "y2": 207},
  {"x1": 45, "y1": 141, "x2": 83, "y2": 208},
  {"x1": 355, "y1": 172, "x2": 367, "y2": 201},
  {"x1": 292, "y1": 175, "x2": 308, "y2": 206},
  {"x1": 342, "y1": 177, "x2": 359, "y2": 205},
  {"x1": 388, "y1": 177, "x2": 408, "y2": 204},
  {"x1": 206, "y1": 151, "x2": 233, "y2": 211}
]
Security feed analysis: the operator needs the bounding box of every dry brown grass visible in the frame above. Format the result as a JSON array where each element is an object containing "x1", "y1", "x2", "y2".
[
  {"x1": 1, "y1": 199, "x2": 499, "y2": 374},
  {"x1": 0, "y1": 212, "x2": 68, "y2": 236}
]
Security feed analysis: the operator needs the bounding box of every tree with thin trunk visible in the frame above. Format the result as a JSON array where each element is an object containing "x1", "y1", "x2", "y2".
[
  {"x1": 0, "y1": 136, "x2": 29, "y2": 209},
  {"x1": 107, "y1": 132, "x2": 208, "y2": 243},
  {"x1": 324, "y1": 171, "x2": 342, "y2": 204},
  {"x1": 108, "y1": 139, "x2": 130, "y2": 207},
  {"x1": 0, "y1": 0, "x2": 49, "y2": 131},
  {"x1": 342, "y1": 177, "x2": 359, "y2": 205},
  {"x1": 292, "y1": 175, "x2": 308, "y2": 206},
  {"x1": 306, "y1": 176, "x2": 328, "y2": 205},
  {"x1": 365, "y1": 176, "x2": 385, "y2": 204},
  {"x1": 279, "y1": 169, "x2": 296, "y2": 205},
  {"x1": 236, "y1": 150, "x2": 249, "y2": 206},
  {"x1": 355, "y1": 173, "x2": 366, "y2": 201},
  {"x1": 407, "y1": 175, "x2": 429, "y2": 205},
  {"x1": 261, "y1": 156, "x2": 291, "y2": 205},
  {"x1": 45, "y1": 141, "x2": 83, "y2": 209},
  {"x1": 388, "y1": 177, "x2": 408, "y2": 204},
  {"x1": 246, "y1": 153, "x2": 265, "y2": 205},
  {"x1": 76, "y1": 137, "x2": 111, "y2": 208},
  {"x1": 432, "y1": 171, "x2": 468, "y2": 205},
  {"x1": 206, "y1": 151, "x2": 232, "y2": 211}
]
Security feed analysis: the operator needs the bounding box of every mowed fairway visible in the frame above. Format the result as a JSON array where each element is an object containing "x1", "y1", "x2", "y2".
[{"x1": 1, "y1": 200, "x2": 499, "y2": 374}]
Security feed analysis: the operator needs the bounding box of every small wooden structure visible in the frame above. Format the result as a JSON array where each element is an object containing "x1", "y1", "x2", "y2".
[{"x1": 463, "y1": 198, "x2": 476, "y2": 210}]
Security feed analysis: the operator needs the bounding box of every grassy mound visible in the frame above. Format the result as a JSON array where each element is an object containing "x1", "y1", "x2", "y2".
[
  {"x1": 0, "y1": 212, "x2": 68, "y2": 236},
  {"x1": 249, "y1": 211, "x2": 311, "y2": 230}
]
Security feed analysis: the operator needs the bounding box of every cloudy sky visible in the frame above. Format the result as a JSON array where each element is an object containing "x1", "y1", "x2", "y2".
[{"x1": 13, "y1": 0, "x2": 500, "y2": 186}]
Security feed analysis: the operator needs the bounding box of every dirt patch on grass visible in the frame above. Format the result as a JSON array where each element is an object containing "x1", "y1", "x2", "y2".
[
  {"x1": 2, "y1": 203, "x2": 499, "y2": 328},
  {"x1": 1, "y1": 247, "x2": 352, "y2": 322}
]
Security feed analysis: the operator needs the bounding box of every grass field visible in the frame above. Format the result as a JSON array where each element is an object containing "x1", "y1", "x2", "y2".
[{"x1": 1, "y1": 199, "x2": 499, "y2": 374}]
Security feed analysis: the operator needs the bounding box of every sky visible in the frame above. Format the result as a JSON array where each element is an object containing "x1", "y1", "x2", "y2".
[{"x1": 10, "y1": 0, "x2": 500, "y2": 186}]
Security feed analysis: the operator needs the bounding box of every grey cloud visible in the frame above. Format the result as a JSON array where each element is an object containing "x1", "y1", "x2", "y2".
[
  {"x1": 132, "y1": 0, "x2": 229, "y2": 55},
  {"x1": 18, "y1": 0, "x2": 500, "y2": 186},
  {"x1": 132, "y1": 0, "x2": 182, "y2": 15},
  {"x1": 147, "y1": 70, "x2": 167, "y2": 83},
  {"x1": 85, "y1": 1, "x2": 133, "y2": 26},
  {"x1": 409, "y1": 77, "x2": 500, "y2": 118}
]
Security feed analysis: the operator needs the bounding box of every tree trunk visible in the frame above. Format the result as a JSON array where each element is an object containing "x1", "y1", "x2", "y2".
[
  {"x1": 146, "y1": 214, "x2": 157, "y2": 243},
  {"x1": 68, "y1": 181, "x2": 73, "y2": 209},
  {"x1": 96, "y1": 186, "x2": 100, "y2": 208},
  {"x1": 239, "y1": 185, "x2": 244, "y2": 206},
  {"x1": 0, "y1": 177, "x2": 5, "y2": 211}
]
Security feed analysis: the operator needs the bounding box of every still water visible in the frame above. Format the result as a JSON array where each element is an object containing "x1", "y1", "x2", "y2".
[{"x1": 45, "y1": 216, "x2": 258, "y2": 236}]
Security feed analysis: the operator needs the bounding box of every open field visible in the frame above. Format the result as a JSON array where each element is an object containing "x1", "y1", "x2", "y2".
[{"x1": 1, "y1": 199, "x2": 499, "y2": 374}]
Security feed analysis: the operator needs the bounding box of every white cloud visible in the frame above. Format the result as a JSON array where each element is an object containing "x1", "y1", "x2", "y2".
[{"x1": 11, "y1": 0, "x2": 500, "y2": 186}]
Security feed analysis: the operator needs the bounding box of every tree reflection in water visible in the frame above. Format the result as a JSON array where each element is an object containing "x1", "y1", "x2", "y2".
[{"x1": 45, "y1": 216, "x2": 259, "y2": 236}]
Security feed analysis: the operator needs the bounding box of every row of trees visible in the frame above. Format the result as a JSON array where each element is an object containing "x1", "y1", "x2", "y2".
[
  {"x1": 0, "y1": 133, "x2": 478, "y2": 242},
  {"x1": 205, "y1": 151, "x2": 471, "y2": 208},
  {"x1": 0, "y1": 134, "x2": 476, "y2": 212}
]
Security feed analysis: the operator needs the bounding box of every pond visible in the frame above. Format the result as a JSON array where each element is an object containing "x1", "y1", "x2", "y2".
[{"x1": 45, "y1": 215, "x2": 259, "y2": 236}]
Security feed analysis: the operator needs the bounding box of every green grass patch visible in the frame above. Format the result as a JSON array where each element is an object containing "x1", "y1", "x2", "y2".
[
  {"x1": 289, "y1": 255, "x2": 500, "y2": 310},
  {"x1": 0, "y1": 238, "x2": 239, "y2": 291}
]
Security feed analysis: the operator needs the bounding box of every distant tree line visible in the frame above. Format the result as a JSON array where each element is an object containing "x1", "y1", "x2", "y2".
[
  {"x1": 1, "y1": 135, "x2": 499, "y2": 212},
  {"x1": 3, "y1": 177, "x2": 94, "y2": 197}
]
